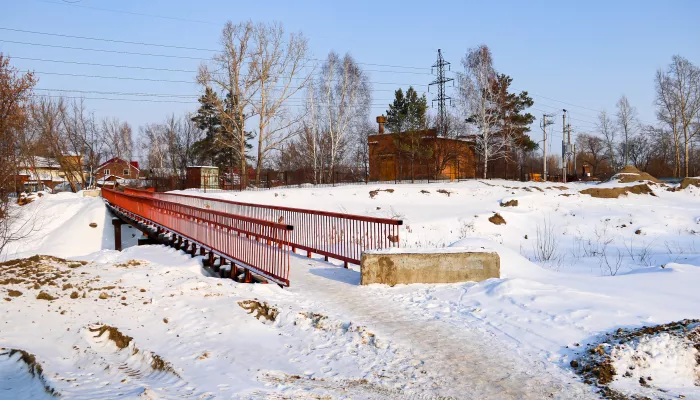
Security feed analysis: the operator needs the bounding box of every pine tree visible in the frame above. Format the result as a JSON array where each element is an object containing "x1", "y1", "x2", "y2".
[
  {"x1": 385, "y1": 86, "x2": 430, "y2": 182},
  {"x1": 191, "y1": 87, "x2": 222, "y2": 166},
  {"x1": 487, "y1": 74, "x2": 536, "y2": 179},
  {"x1": 488, "y1": 74, "x2": 535, "y2": 148},
  {"x1": 191, "y1": 89, "x2": 254, "y2": 186}
]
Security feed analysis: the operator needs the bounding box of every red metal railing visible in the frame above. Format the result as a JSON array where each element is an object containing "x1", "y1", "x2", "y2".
[
  {"x1": 124, "y1": 188, "x2": 402, "y2": 266},
  {"x1": 102, "y1": 188, "x2": 292, "y2": 286}
]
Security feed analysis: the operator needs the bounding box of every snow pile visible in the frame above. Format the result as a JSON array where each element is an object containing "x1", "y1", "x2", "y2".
[{"x1": 611, "y1": 333, "x2": 699, "y2": 391}]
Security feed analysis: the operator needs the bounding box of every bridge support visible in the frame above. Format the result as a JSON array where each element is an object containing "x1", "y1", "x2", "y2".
[{"x1": 112, "y1": 218, "x2": 125, "y2": 251}]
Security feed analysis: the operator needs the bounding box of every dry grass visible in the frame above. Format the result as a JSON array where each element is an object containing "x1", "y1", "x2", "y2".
[
  {"x1": 369, "y1": 189, "x2": 395, "y2": 199},
  {"x1": 238, "y1": 299, "x2": 279, "y2": 322},
  {"x1": 89, "y1": 325, "x2": 133, "y2": 349}
]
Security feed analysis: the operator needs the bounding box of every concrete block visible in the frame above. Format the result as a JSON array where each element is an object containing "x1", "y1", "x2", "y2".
[
  {"x1": 361, "y1": 248, "x2": 500, "y2": 285},
  {"x1": 83, "y1": 189, "x2": 101, "y2": 197}
]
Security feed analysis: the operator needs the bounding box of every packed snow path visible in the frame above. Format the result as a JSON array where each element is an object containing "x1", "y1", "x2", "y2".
[{"x1": 287, "y1": 255, "x2": 596, "y2": 399}]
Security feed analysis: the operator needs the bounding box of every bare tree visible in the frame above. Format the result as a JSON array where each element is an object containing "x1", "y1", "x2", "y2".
[
  {"x1": 140, "y1": 114, "x2": 203, "y2": 178},
  {"x1": 198, "y1": 21, "x2": 258, "y2": 189},
  {"x1": 304, "y1": 52, "x2": 371, "y2": 183},
  {"x1": 597, "y1": 110, "x2": 618, "y2": 172},
  {"x1": 102, "y1": 117, "x2": 134, "y2": 162},
  {"x1": 626, "y1": 128, "x2": 653, "y2": 171},
  {"x1": 656, "y1": 56, "x2": 700, "y2": 177},
  {"x1": 575, "y1": 133, "x2": 606, "y2": 175},
  {"x1": 0, "y1": 54, "x2": 37, "y2": 256},
  {"x1": 616, "y1": 95, "x2": 638, "y2": 167},
  {"x1": 670, "y1": 56, "x2": 699, "y2": 177},
  {"x1": 250, "y1": 22, "x2": 311, "y2": 185},
  {"x1": 458, "y1": 45, "x2": 502, "y2": 178}
]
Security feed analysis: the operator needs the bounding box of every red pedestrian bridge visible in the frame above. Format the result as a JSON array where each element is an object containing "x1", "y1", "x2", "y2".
[{"x1": 102, "y1": 188, "x2": 402, "y2": 287}]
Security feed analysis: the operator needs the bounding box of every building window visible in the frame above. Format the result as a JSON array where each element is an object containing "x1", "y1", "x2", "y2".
[
  {"x1": 104, "y1": 169, "x2": 110, "y2": 176},
  {"x1": 123, "y1": 169, "x2": 129, "y2": 176}
]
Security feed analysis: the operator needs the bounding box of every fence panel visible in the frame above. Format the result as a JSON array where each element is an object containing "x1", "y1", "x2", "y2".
[
  {"x1": 131, "y1": 190, "x2": 402, "y2": 266},
  {"x1": 102, "y1": 188, "x2": 292, "y2": 286}
]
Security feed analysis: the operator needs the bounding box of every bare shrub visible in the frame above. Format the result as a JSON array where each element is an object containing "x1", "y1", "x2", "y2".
[{"x1": 532, "y1": 216, "x2": 559, "y2": 263}]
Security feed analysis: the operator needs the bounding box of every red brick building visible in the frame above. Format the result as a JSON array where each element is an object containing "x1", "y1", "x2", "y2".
[
  {"x1": 368, "y1": 117, "x2": 476, "y2": 181},
  {"x1": 95, "y1": 158, "x2": 141, "y2": 186}
]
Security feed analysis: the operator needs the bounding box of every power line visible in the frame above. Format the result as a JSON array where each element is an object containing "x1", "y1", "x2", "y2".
[
  {"x1": 31, "y1": 94, "x2": 197, "y2": 104},
  {"x1": 12, "y1": 57, "x2": 198, "y2": 73},
  {"x1": 20, "y1": 66, "x2": 432, "y2": 87},
  {"x1": 23, "y1": 70, "x2": 197, "y2": 84},
  {"x1": 0, "y1": 27, "x2": 216, "y2": 52},
  {"x1": 31, "y1": 91, "x2": 400, "y2": 106},
  {"x1": 0, "y1": 39, "x2": 207, "y2": 60},
  {"x1": 32, "y1": 0, "x2": 219, "y2": 26},
  {"x1": 0, "y1": 27, "x2": 430, "y2": 71}
]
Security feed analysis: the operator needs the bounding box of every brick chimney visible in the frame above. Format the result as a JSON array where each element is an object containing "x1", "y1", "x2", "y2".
[{"x1": 376, "y1": 115, "x2": 386, "y2": 134}]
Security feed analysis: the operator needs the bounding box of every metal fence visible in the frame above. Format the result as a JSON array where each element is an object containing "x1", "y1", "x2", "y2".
[
  {"x1": 102, "y1": 188, "x2": 293, "y2": 286},
  {"x1": 124, "y1": 188, "x2": 402, "y2": 266}
]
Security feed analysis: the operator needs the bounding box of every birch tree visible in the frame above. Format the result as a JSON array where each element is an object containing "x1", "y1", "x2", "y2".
[
  {"x1": 250, "y1": 22, "x2": 311, "y2": 185},
  {"x1": 668, "y1": 56, "x2": 699, "y2": 177},
  {"x1": 304, "y1": 52, "x2": 370, "y2": 183},
  {"x1": 458, "y1": 45, "x2": 500, "y2": 178},
  {"x1": 198, "y1": 21, "x2": 257, "y2": 189},
  {"x1": 616, "y1": 95, "x2": 638, "y2": 167},
  {"x1": 597, "y1": 110, "x2": 618, "y2": 172}
]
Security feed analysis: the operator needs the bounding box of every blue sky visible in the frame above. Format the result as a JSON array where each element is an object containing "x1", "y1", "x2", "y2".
[{"x1": 2, "y1": 0, "x2": 699, "y2": 147}]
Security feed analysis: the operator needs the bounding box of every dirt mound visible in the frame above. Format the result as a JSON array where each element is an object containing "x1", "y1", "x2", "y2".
[
  {"x1": 500, "y1": 199, "x2": 518, "y2": 207},
  {"x1": 680, "y1": 177, "x2": 700, "y2": 190},
  {"x1": 580, "y1": 184, "x2": 655, "y2": 199},
  {"x1": 571, "y1": 319, "x2": 700, "y2": 400},
  {"x1": 489, "y1": 213, "x2": 506, "y2": 225},
  {"x1": 608, "y1": 166, "x2": 661, "y2": 183}
]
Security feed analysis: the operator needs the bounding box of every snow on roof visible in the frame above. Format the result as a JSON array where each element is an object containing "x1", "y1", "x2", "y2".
[{"x1": 19, "y1": 156, "x2": 60, "y2": 169}]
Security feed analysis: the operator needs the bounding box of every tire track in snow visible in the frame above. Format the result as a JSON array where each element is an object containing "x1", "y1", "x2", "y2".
[
  {"x1": 46, "y1": 327, "x2": 210, "y2": 399},
  {"x1": 288, "y1": 258, "x2": 598, "y2": 399}
]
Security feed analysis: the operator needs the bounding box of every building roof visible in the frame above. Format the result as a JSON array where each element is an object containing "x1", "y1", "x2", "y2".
[{"x1": 97, "y1": 157, "x2": 140, "y2": 171}]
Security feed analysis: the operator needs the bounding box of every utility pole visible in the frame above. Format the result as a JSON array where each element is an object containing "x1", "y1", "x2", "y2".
[
  {"x1": 567, "y1": 123, "x2": 572, "y2": 177},
  {"x1": 562, "y1": 110, "x2": 567, "y2": 183},
  {"x1": 428, "y1": 49, "x2": 454, "y2": 135},
  {"x1": 540, "y1": 114, "x2": 554, "y2": 182}
]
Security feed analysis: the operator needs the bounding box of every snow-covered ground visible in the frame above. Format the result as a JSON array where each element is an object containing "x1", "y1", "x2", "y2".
[{"x1": 2, "y1": 180, "x2": 699, "y2": 399}]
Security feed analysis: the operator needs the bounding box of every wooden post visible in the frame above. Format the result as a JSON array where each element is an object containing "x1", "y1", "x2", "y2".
[{"x1": 112, "y1": 218, "x2": 123, "y2": 251}]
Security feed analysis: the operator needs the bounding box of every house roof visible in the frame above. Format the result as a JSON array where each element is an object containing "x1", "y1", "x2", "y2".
[
  {"x1": 97, "y1": 157, "x2": 140, "y2": 171},
  {"x1": 19, "y1": 156, "x2": 61, "y2": 169}
]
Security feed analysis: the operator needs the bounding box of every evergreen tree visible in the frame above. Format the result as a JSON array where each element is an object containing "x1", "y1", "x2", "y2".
[
  {"x1": 487, "y1": 74, "x2": 536, "y2": 149},
  {"x1": 385, "y1": 87, "x2": 427, "y2": 133},
  {"x1": 191, "y1": 89, "x2": 254, "y2": 185},
  {"x1": 191, "y1": 87, "x2": 222, "y2": 166},
  {"x1": 385, "y1": 86, "x2": 430, "y2": 182},
  {"x1": 486, "y1": 74, "x2": 537, "y2": 179}
]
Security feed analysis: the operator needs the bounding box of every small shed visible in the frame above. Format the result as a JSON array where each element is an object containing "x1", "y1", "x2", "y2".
[{"x1": 186, "y1": 166, "x2": 219, "y2": 190}]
